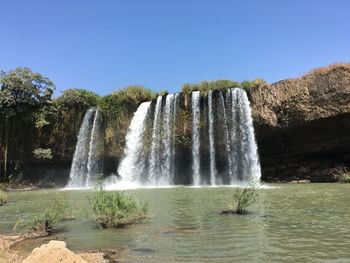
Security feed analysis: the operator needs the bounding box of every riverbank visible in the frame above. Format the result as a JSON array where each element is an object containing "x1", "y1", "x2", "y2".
[{"x1": 0, "y1": 234, "x2": 116, "y2": 263}]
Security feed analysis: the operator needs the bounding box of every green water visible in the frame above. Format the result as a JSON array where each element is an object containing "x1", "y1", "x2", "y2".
[{"x1": 1, "y1": 184, "x2": 350, "y2": 262}]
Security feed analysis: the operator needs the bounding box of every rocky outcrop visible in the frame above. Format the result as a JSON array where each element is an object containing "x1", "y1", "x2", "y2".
[{"x1": 249, "y1": 64, "x2": 350, "y2": 182}]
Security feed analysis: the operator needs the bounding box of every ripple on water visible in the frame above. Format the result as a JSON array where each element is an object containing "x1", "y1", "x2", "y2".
[{"x1": 1, "y1": 184, "x2": 350, "y2": 262}]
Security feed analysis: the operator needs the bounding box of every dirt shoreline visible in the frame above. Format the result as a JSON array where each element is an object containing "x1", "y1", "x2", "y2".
[{"x1": 0, "y1": 234, "x2": 116, "y2": 263}]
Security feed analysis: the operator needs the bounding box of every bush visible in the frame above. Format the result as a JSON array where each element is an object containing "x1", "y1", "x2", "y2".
[
  {"x1": 89, "y1": 186, "x2": 149, "y2": 228},
  {"x1": 56, "y1": 89, "x2": 100, "y2": 110},
  {"x1": 181, "y1": 80, "x2": 240, "y2": 94},
  {"x1": 33, "y1": 148, "x2": 53, "y2": 160},
  {"x1": 112, "y1": 85, "x2": 157, "y2": 104},
  {"x1": 26, "y1": 196, "x2": 67, "y2": 236},
  {"x1": 0, "y1": 190, "x2": 7, "y2": 205},
  {"x1": 332, "y1": 165, "x2": 350, "y2": 183},
  {"x1": 222, "y1": 180, "x2": 260, "y2": 215}
]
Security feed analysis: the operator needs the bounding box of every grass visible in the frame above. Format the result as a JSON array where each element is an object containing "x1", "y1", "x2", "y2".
[
  {"x1": 0, "y1": 190, "x2": 7, "y2": 205},
  {"x1": 88, "y1": 186, "x2": 149, "y2": 228},
  {"x1": 303, "y1": 63, "x2": 350, "y2": 77},
  {"x1": 25, "y1": 196, "x2": 67, "y2": 237},
  {"x1": 332, "y1": 165, "x2": 350, "y2": 183},
  {"x1": 222, "y1": 180, "x2": 260, "y2": 215}
]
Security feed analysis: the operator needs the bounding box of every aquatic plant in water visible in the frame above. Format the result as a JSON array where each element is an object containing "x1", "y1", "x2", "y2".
[
  {"x1": 222, "y1": 180, "x2": 260, "y2": 214},
  {"x1": 88, "y1": 186, "x2": 149, "y2": 228},
  {"x1": 25, "y1": 196, "x2": 67, "y2": 237}
]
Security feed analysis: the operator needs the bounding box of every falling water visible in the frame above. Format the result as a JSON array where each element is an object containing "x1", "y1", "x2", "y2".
[
  {"x1": 118, "y1": 102, "x2": 151, "y2": 182},
  {"x1": 218, "y1": 91, "x2": 234, "y2": 181},
  {"x1": 111, "y1": 88, "x2": 261, "y2": 188},
  {"x1": 67, "y1": 108, "x2": 96, "y2": 188},
  {"x1": 208, "y1": 91, "x2": 217, "y2": 185},
  {"x1": 148, "y1": 96, "x2": 163, "y2": 184},
  {"x1": 86, "y1": 109, "x2": 101, "y2": 186},
  {"x1": 232, "y1": 88, "x2": 261, "y2": 181},
  {"x1": 191, "y1": 91, "x2": 201, "y2": 185},
  {"x1": 171, "y1": 94, "x2": 179, "y2": 180},
  {"x1": 228, "y1": 89, "x2": 239, "y2": 183},
  {"x1": 160, "y1": 94, "x2": 175, "y2": 184}
]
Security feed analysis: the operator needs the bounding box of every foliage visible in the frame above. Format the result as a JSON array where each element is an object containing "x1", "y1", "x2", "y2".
[
  {"x1": 112, "y1": 85, "x2": 156, "y2": 103},
  {"x1": 100, "y1": 86, "x2": 156, "y2": 157},
  {"x1": 88, "y1": 185, "x2": 149, "y2": 228},
  {"x1": 56, "y1": 88, "x2": 100, "y2": 110},
  {"x1": 227, "y1": 180, "x2": 260, "y2": 214},
  {"x1": 182, "y1": 80, "x2": 240, "y2": 95},
  {"x1": 240, "y1": 79, "x2": 268, "y2": 90},
  {"x1": 26, "y1": 196, "x2": 67, "y2": 235},
  {"x1": 158, "y1": 90, "x2": 169, "y2": 96},
  {"x1": 0, "y1": 68, "x2": 55, "y2": 116},
  {"x1": 34, "y1": 103, "x2": 59, "y2": 129},
  {"x1": 332, "y1": 165, "x2": 350, "y2": 183},
  {"x1": 33, "y1": 148, "x2": 53, "y2": 160},
  {"x1": 0, "y1": 68, "x2": 56, "y2": 182},
  {"x1": 304, "y1": 63, "x2": 350, "y2": 77},
  {"x1": 0, "y1": 190, "x2": 7, "y2": 205}
]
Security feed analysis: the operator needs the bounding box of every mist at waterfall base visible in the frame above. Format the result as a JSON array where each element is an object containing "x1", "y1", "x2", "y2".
[{"x1": 67, "y1": 88, "x2": 261, "y2": 189}]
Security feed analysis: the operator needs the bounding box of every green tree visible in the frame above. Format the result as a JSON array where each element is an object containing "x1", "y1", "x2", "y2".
[
  {"x1": 56, "y1": 88, "x2": 99, "y2": 110},
  {"x1": 0, "y1": 68, "x2": 55, "y2": 181}
]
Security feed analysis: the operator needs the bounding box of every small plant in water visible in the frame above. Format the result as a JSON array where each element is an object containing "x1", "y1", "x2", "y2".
[
  {"x1": 222, "y1": 180, "x2": 260, "y2": 215},
  {"x1": 88, "y1": 185, "x2": 149, "y2": 228},
  {"x1": 332, "y1": 165, "x2": 350, "y2": 183},
  {"x1": 0, "y1": 190, "x2": 7, "y2": 205},
  {"x1": 25, "y1": 196, "x2": 67, "y2": 237}
]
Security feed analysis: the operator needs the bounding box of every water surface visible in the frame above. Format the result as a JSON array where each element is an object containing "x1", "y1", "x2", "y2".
[{"x1": 1, "y1": 184, "x2": 350, "y2": 262}]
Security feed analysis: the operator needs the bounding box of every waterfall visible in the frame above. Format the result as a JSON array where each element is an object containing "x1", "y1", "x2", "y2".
[
  {"x1": 218, "y1": 91, "x2": 234, "y2": 182},
  {"x1": 86, "y1": 109, "x2": 101, "y2": 186},
  {"x1": 67, "y1": 108, "x2": 96, "y2": 188},
  {"x1": 161, "y1": 94, "x2": 175, "y2": 185},
  {"x1": 111, "y1": 88, "x2": 261, "y2": 188},
  {"x1": 208, "y1": 91, "x2": 217, "y2": 185},
  {"x1": 117, "y1": 102, "x2": 151, "y2": 182},
  {"x1": 171, "y1": 94, "x2": 179, "y2": 180},
  {"x1": 191, "y1": 91, "x2": 201, "y2": 185},
  {"x1": 148, "y1": 96, "x2": 163, "y2": 184},
  {"x1": 228, "y1": 89, "x2": 239, "y2": 183},
  {"x1": 232, "y1": 88, "x2": 261, "y2": 181}
]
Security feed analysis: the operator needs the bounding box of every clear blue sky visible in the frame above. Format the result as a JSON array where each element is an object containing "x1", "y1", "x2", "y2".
[{"x1": 2, "y1": 0, "x2": 350, "y2": 96}]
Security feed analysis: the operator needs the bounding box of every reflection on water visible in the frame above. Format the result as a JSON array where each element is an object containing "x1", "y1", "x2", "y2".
[{"x1": 1, "y1": 184, "x2": 350, "y2": 262}]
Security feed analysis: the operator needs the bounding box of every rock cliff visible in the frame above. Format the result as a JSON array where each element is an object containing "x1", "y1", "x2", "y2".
[{"x1": 250, "y1": 64, "x2": 350, "y2": 182}]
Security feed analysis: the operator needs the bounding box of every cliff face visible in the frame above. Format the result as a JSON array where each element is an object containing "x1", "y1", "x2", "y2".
[
  {"x1": 25, "y1": 64, "x2": 350, "y2": 184},
  {"x1": 249, "y1": 64, "x2": 350, "y2": 182}
]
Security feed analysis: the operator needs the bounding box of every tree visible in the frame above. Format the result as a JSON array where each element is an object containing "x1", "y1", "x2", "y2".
[
  {"x1": 0, "y1": 68, "x2": 55, "y2": 181},
  {"x1": 56, "y1": 88, "x2": 99, "y2": 110}
]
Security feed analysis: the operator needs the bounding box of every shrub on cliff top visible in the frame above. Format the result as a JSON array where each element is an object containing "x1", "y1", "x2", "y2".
[
  {"x1": 88, "y1": 185, "x2": 149, "y2": 228},
  {"x1": 56, "y1": 89, "x2": 100, "y2": 110},
  {"x1": 112, "y1": 85, "x2": 157, "y2": 103},
  {"x1": 304, "y1": 63, "x2": 350, "y2": 77},
  {"x1": 182, "y1": 80, "x2": 240, "y2": 94}
]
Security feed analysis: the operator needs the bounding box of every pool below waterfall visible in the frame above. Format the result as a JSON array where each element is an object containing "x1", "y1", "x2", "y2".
[{"x1": 1, "y1": 184, "x2": 350, "y2": 262}]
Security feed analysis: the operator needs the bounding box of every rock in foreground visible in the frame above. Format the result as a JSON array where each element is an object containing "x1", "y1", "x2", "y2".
[{"x1": 22, "y1": 240, "x2": 106, "y2": 263}]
